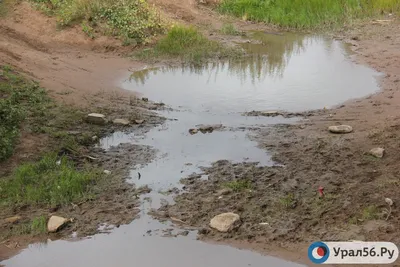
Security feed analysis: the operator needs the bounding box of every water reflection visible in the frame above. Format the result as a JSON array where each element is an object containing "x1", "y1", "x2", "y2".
[
  {"x1": 125, "y1": 32, "x2": 379, "y2": 113},
  {"x1": 130, "y1": 33, "x2": 348, "y2": 85}
]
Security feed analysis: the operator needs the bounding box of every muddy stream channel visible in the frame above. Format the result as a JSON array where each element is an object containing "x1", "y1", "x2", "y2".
[{"x1": 3, "y1": 33, "x2": 380, "y2": 266}]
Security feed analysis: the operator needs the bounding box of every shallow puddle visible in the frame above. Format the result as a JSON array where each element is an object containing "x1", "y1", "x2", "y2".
[
  {"x1": 3, "y1": 32, "x2": 381, "y2": 267},
  {"x1": 128, "y1": 33, "x2": 380, "y2": 112}
]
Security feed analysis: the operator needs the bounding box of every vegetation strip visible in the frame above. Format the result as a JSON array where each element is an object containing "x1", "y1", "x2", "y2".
[{"x1": 219, "y1": 0, "x2": 400, "y2": 29}]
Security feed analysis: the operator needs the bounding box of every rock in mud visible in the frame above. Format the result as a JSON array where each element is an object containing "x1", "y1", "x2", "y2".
[
  {"x1": 370, "y1": 147, "x2": 385, "y2": 158},
  {"x1": 216, "y1": 188, "x2": 232, "y2": 196},
  {"x1": 328, "y1": 125, "x2": 353, "y2": 134},
  {"x1": 4, "y1": 215, "x2": 22, "y2": 224},
  {"x1": 113, "y1": 119, "x2": 130, "y2": 126},
  {"x1": 134, "y1": 119, "x2": 145, "y2": 124},
  {"x1": 209, "y1": 212, "x2": 241, "y2": 233},
  {"x1": 103, "y1": 170, "x2": 111, "y2": 175},
  {"x1": 87, "y1": 113, "x2": 107, "y2": 125},
  {"x1": 197, "y1": 124, "x2": 223, "y2": 133},
  {"x1": 189, "y1": 128, "x2": 198, "y2": 135},
  {"x1": 47, "y1": 215, "x2": 69, "y2": 233}
]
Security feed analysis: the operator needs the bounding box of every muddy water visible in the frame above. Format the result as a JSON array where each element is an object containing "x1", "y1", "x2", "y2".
[{"x1": 3, "y1": 33, "x2": 380, "y2": 267}]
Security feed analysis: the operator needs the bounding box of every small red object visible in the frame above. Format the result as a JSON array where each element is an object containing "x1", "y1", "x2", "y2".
[{"x1": 318, "y1": 186, "x2": 324, "y2": 197}]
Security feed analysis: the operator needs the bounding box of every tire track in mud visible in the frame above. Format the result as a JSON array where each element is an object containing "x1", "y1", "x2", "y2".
[{"x1": 0, "y1": 25, "x2": 49, "y2": 53}]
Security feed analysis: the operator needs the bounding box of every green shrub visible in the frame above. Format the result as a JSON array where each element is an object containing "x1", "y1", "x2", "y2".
[{"x1": 31, "y1": 0, "x2": 165, "y2": 43}]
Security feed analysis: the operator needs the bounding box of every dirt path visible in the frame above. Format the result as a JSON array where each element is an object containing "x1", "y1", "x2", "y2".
[{"x1": 0, "y1": 2, "x2": 142, "y2": 106}]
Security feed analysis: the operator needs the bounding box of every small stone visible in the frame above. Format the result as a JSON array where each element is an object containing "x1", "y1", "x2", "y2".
[
  {"x1": 197, "y1": 124, "x2": 223, "y2": 133},
  {"x1": 103, "y1": 170, "x2": 111, "y2": 175},
  {"x1": 209, "y1": 212, "x2": 241, "y2": 233},
  {"x1": 92, "y1": 136, "x2": 98, "y2": 141},
  {"x1": 178, "y1": 230, "x2": 190, "y2": 236},
  {"x1": 189, "y1": 128, "x2": 198, "y2": 135},
  {"x1": 370, "y1": 147, "x2": 384, "y2": 158},
  {"x1": 142, "y1": 97, "x2": 149, "y2": 102},
  {"x1": 113, "y1": 119, "x2": 130, "y2": 126},
  {"x1": 47, "y1": 216, "x2": 69, "y2": 233},
  {"x1": 86, "y1": 113, "x2": 107, "y2": 125},
  {"x1": 134, "y1": 119, "x2": 145, "y2": 124},
  {"x1": 385, "y1": 198, "x2": 393, "y2": 206},
  {"x1": 4, "y1": 216, "x2": 22, "y2": 224},
  {"x1": 328, "y1": 125, "x2": 353, "y2": 134},
  {"x1": 216, "y1": 188, "x2": 232, "y2": 196}
]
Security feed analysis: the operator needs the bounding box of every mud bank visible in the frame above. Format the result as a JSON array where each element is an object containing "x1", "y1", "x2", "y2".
[{"x1": 157, "y1": 20, "x2": 400, "y2": 261}]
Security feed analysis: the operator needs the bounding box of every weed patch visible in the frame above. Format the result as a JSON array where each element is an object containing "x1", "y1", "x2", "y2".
[
  {"x1": 0, "y1": 153, "x2": 101, "y2": 206},
  {"x1": 0, "y1": 66, "x2": 101, "y2": 162},
  {"x1": 136, "y1": 25, "x2": 242, "y2": 64},
  {"x1": 279, "y1": 193, "x2": 296, "y2": 209},
  {"x1": 219, "y1": 0, "x2": 400, "y2": 29},
  {"x1": 0, "y1": 66, "x2": 50, "y2": 161},
  {"x1": 30, "y1": 216, "x2": 47, "y2": 234},
  {"x1": 362, "y1": 205, "x2": 380, "y2": 220},
  {"x1": 220, "y1": 23, "x2": 241, "y2": 35},
  {"x1": 224, "y1": 180, "x2": 251, "y2": 191},
  {"x1": 30, "y1": 0, "x2": 165, "y2": 43}
]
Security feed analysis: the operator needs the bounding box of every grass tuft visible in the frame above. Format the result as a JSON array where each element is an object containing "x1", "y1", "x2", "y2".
[
  {"x1": 362, "y1": 205, "x2": 380, "y2": 220},
  {"x1": 220, "y1": 23, "x2": 241, "y2": 35},
  {"x1": 279, "y1": 193, "x2": 296, "y2": 209},
  {"x1": 136, "y1": 25, "x2": 242, "y2": 65},
  {"x1": 30, "y1": 216, "x2": 48, "y2": 234},
  {"x1": 219, "y1": 0, "x2": 400, "y2": 29},
  {"x1": 224, "y1": 180, "x2": 252, "y2": 191},
  {"x1": 0, "y1": 66, "x2": 50, "y2": 161},
  {"x1": 0, "y1": 153, "x2": 101, "y2": 206}
]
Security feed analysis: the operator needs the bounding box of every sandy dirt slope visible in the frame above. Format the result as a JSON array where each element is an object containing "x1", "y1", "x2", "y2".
[{"x1": 0, "y1": 2, "x2": 143, "y2": 106}]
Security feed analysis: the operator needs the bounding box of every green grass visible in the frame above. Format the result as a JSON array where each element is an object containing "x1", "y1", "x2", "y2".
[
  {"x1": 4, "y1": 216, "x2": 47, "y2": 238},
  {"x1": 219, "y1": 0, "x2": 400, "y2": 29},
  {"x1": 137, "y1": 25, "x2": 242, "y2": 64},
  {"x1": 279, "y1": 193, "x2": 296, "y2": 209},
  {"x1": 362, "y1": 205, "x2": 380, "y2": 220},
  {"x1": 30, "y1": 0, "x2": 165, "y2": 43},
  {"x1": 224, "y1": 180, "x2": 252, "y2": 192},
  {"x1": 220, "y1": 23, "x2": 241, "y2": 35},
  {"x1": 0, "y1": 0, "x2": 17, "y2": 17},
  {"x1": 0, "y1": 66, "x2": 50, "y2": 161},
  {"x1": 30, "y1": 216, "x2": 47, "y2": 234},
  {"x1": 0, "y1": 153, "x2": 101, "y2": 206},
  {"x1": 0, "y1": 65, "x2": 102, "y2": 162}
]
